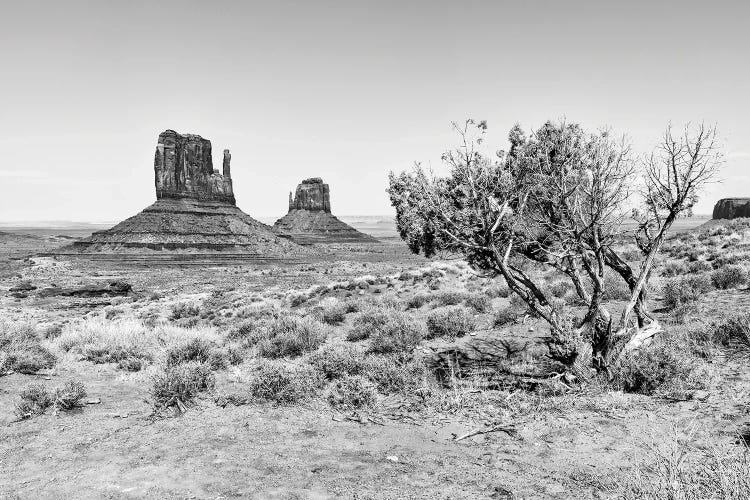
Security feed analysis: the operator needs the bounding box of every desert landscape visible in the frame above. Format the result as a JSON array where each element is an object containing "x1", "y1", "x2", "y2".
[
  {"x1": 1, "y1": 121, "x2": 749, "y2": 500},
  {"x1": 2, "y1": 2, "x2": 749, "y2": 499}
]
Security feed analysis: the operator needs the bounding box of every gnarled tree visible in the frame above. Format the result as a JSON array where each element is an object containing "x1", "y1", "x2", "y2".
[{"x1": 388, "y1": 119, "x2": 720, "y2": 375}]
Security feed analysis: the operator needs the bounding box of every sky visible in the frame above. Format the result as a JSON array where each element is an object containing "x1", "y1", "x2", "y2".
[{"x1": 0, "y1": 0, "x2": 748, "y2": 222}]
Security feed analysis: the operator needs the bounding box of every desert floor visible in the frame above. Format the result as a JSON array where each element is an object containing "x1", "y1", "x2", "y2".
[{"x1": 1, "y1": 220, "x2": 748, "y2": 500}]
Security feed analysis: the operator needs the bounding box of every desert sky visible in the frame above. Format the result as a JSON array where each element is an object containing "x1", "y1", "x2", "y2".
[{"x1": 0, "y1": 0, "x2": 748, "y2": 221}]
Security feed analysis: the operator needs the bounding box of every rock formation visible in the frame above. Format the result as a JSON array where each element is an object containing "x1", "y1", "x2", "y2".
[
  {"x1": 56, "y1": 130, "x2": 308, "y2": 260},
  {"x1": 273, "y1": 178, "x2": 378, "y2": 244},
  {"x1": 288, "y1": 178, "x2": 331, "y2": 212},
  {"x1": 713, "y1": 198, "x2": 750, "y2": 220},
  {"x1": 154, "y1": 130, "x2": 235, "y2": 204}
]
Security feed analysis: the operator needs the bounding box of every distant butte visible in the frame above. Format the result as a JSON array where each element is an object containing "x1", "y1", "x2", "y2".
[
  {"x1": 272, "y1": 178, "x2": 378, "y2": 244},
  {"x1": 56, "y1": 130, "x2": 308, "y2": 260},
  {"x1": 713, "y1": 198, "x2": 750, "y2": 220}
]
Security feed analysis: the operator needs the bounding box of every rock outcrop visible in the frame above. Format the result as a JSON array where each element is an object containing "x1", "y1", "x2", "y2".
[
  {"x1": 56, "y1": 130, "x2": 308, "y2": 260},
  {"x1": 273, "y1": 178, "x2": 377, "y2": 244},
  {"x1": 288, "y1": 178, "x2": 331, "y2": 212},
  {"x1": 154, "y1": 130, "x2": 235, "y2": 204},
  {"x1": 713, "y1": 198, "x2": 750, "y2": 220}
]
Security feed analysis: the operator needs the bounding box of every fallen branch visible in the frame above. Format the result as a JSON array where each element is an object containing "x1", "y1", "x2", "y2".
[{"x1": 454, "y1": 424, "x2": 517, "y2": 442}]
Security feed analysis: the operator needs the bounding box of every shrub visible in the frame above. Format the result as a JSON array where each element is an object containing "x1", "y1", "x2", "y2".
[
  {"x1": 710, "y1": 264, "x2": 748, "y2": 290},
  {"x1": 43, "y1": 324, "x2": 64, "y2": 339},
  {"x1": 615, "y1": 339, "x2": 704, "y2": 395},
  {"x1": 662, "y1": 275, "x2": 712, "y2": 310},
  {"x1": 0, "y1": 322, "x2": 55, "y2": 375},
  {"x1": 714, "y1": 313, "x2": 750, "y2": 350},
  {"x1": 248, "y1": 360, "x2": 323, "y2": 404},
  {"x1": 432, "y1": 290, "x2": 467, "y2": 307},
  {"x1": 622, "y1": 445, "x2": 750, "y2": 499},
  {"x1": 289, "y1": 292, "x2": 308, "y2": 307},
  {"x1": 347, "y1": 308, "x2": 392, "y2": 341},
  {"x1": 485, "y1": 282, "x2": 511, "y2": 299},
  {"x1": 493, "y1": 306, "x2": 519, "y2": 327},
  {"x1": 687, "y1": 260, "x2": 713, "y2": 274},
  {"x1": 15, "y1": 380, "x2": 87, "y2": 419},
  {"x1": 83, "y1": 344, "x2": 152, "y2": 368},
  {"x1": 15, "y1": 383, "x2": 53, "y2": 419},
  {"x1": 170, "y1": 302, "x2": 201, "y2": 321},
  {"x1": 361, "y1": 355, "x2": 428, "y2": 394},
  {"x1": 53, "y1": 381, "x2": 87, "y2": 411},
  {"x1": 464, "y1": 293, "x2": 491, "y2": 313},
  {"x1": 309, "y1": 342, "x2": 365, "y2": 379},
  {"x1": 342, "y1": 299, "x2": 363, "y2": 314},
  {"x1": 257, "y1": 316, "x2": 328, "y2": 358},
  {"x1": 118, "y1": 357, "x2": 146, "y2": 372},
  {"x1": 321, "y1": 301, "x2": 347, "y2": 325},
  {"x1": 425, "y1": 306, "x2": 475, "y2": 340},
  {"x1": 151, "y1": 362, "x2": 215, "y2": 410},
  {"x1": 165, "y1": 338, "x2": 216, "y2": 367},
  {"x1": 661, "y1": 260, "x2": 688, "y2": 277},
  {"x1": 227, "y1": 319, "x2": 270, "y2": 347},
  {"x1": 326, "y1": 375, "x2": 377, "y2": 410},
  {"x1": 549, "y1": 280, "x2": 571, "y2": 299},
  {"x1": 603, "y1": 272, "x2": 632, "y2": 300},
  {"x1": 367, "y1": 314, "x2": 424, "y2": 356},
  {"x1": 406, "y1": 293, "x2": 430, "y2": 310}
]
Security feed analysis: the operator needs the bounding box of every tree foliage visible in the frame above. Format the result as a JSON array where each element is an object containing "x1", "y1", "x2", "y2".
[{"x1": 388, "y1": 119, "x2": 721, "y2": 373}]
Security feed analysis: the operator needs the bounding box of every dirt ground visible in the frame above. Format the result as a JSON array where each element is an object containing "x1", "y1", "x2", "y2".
[{"x1": 1, "y1": 225, "x2": 748, "y2": 499}]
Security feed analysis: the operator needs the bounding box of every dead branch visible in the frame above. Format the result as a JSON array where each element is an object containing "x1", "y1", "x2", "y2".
[{"x1": 454, "y1": 424, "x2": 517, "y2": 442}]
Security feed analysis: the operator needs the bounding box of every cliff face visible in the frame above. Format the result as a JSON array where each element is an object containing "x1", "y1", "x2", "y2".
[
  {"x1": 154, "y1": 130, "x2": 235, "y2": 204},
  {"x1": 288, "y1": 178, "x2": 331, "y2": 213},
  {"x1": 713, "y1": 198, "x2": 750, "y2": 219}
]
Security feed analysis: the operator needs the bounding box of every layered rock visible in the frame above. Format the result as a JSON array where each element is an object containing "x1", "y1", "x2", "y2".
[
  {"x1": 273, "y1": 178, "x2": 377, "y2": 244},
  {"x1": 56, "y1": 130, "x2": 307, "y2": 259},
  {"x1": 154, "y1": 130, "x2": 235, "y2": 204},
  {"x1": 288, "y1": 178, "x2": 331, "y2": 212},
  {"x1": 713, "y1": 198, "x2": 750, "y2": 220}
]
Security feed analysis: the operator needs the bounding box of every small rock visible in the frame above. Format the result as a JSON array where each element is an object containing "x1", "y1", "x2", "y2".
[
  {"x1": 692, "y1": 390, "x2": 709, "y2": 401},
  {"x1": 9, "y1": 281, "x2": 36, "y2": 292},
  {"x1": 386, "y1": 456, "x2": 399, "y2": 463},
  {"x1": 86, "y1": 398, "x2": 101, "y2": 405}
]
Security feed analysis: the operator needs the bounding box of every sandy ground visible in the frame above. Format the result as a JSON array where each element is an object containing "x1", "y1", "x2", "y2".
[{"x1": 1, "y1": 225, "x2": 748, "y2": 499}]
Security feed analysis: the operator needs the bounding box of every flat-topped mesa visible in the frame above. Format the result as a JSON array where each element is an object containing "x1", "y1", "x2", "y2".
[
  {"x1": 154, "y1": 130, "x2": 235, "y2": 204},
  {"x1": 713, "y1": 198, "x2": 750, "y2": 219},
  {"x1": 288, "y1": 177, "x2": 331, "y2": 213}
]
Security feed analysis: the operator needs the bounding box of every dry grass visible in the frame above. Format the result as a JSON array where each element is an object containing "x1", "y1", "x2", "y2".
[
  {"x1": 326, "y1": 375, "x2": 377, "y2": 410},
  {"x1": 247, "y1": 360, "x2": 323, "y2": 404},
  {"x1": 150, "y1": 362, "x2": 215, "y2": 411},
  {"x1": 621, "y1": 429, "x2": 750, "y2": 500},
  {"x1": 425, "y1": 306, "x2": 476, "y2": 340},
  {"x1": 15, "y1": 380, "x2": 87, "y2": 419},
  {"x1": 0, "y1": 321, "x2": 56, "y2": 375},
  {"x1": 54, "y1": 318, "x2": 223, "y2": 370}
]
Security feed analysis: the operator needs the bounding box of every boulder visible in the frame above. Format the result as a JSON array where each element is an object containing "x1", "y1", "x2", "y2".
[{"x1": 712, "y1": 198, "x2": 750, "y2": 220}]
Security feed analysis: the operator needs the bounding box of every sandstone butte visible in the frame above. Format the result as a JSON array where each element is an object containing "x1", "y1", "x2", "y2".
[
  {"x1": 712, "y1": 198, "x2": 750, "y2": 220},
  {"x1": 272, "y1": 178, "x2": 378, "y2": 244},
  {"x1": 55, "y1": 130, "x2": 308, "y2": 260}
]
